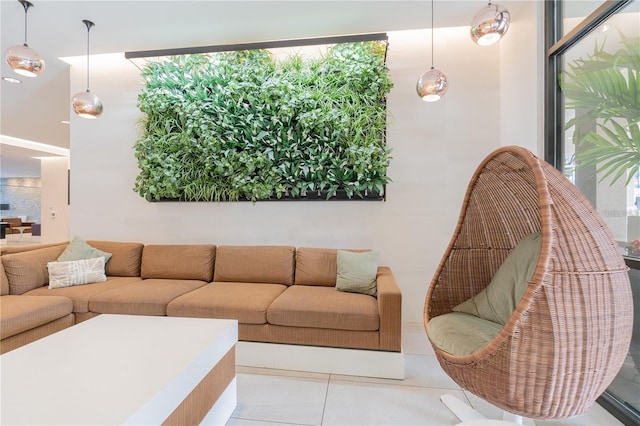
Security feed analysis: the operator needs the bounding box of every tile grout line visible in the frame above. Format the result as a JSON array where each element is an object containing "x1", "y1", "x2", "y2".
[{"x1": 320, "y1": 373, "x2": 332, "y2": 426}]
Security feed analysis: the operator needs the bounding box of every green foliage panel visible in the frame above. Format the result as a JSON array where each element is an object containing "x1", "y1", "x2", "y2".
[{"x1": 134, "y1": 42, "x2": 393, "y2": 202}]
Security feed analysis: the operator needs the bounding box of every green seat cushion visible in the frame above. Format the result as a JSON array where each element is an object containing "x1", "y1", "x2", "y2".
[
  {"x1": 453, "y1": 231, "x2": 541, "y2": 325},
  {"x1": 427, "y1": 312, "x2": 503, "y2": 356}
]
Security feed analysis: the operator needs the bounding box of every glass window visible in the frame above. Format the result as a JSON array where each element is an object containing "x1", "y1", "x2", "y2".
[{"x1": 560, "y1": 1, "x2": 639, "y2": 257}]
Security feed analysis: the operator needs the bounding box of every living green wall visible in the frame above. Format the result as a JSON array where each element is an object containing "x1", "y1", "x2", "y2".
[{"x1": 134, "y1": 42, "x2": 393, "y2": 202}]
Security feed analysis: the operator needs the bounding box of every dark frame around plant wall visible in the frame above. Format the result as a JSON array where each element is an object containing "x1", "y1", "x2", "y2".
[
  {"x1": 132, "y1": 34, "x2": 393, "y2": 203},
  {"x1": 545, "y1": 2, "x2": 639, "y2": 425}
]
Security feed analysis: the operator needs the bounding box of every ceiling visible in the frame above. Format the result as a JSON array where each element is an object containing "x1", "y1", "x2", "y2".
[{"x1": 1, "y1": 0, "x2": 528, "y2": 173}]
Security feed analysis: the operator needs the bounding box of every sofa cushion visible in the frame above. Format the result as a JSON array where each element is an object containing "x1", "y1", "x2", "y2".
[
  {"x1": 1, "y1": 261, "x2": 9, "y2": 296},
  {"x1": 267, "y1": 285, "x2": 379, "y2": 331},
  {"x1": 336, "y1": 250, "x2": 379, "y2": 297},
  {"x1": 89, "y1": 279, "x2": 208, "y2": 316},
  {"x1": 214, "y1": 246, "x2": 295, "y2": 285},
  {"x1": 141, "y1": 244, "x2": 215, "y2": 281},
  {"x1": 86, "y1": 241, "x2": 144, "y2": 277},
  {"x1": 0, "y1": 295, "x2": 73, "y2": 339},
  {"x1": 57, "y1": 236, "x2": 113, "y2": 263},
  {"x1": 2, "y1": 245, "x2": 67, "y2": 295},
  {"x1": 427, "y1": 312, "x2": 504, "y2": 356},
  {"x1": 167, "y1": 282, "x2": 287, "y2": 324},
  {"x1": 453, "y1": 232, "x2": 541, "y2": 325},
  {"x1": 3, "y1": 218, "x2": 22, "y2": 227},
  {"x1": 48, "y1": 257, "x2": 107, "y2": 289},
  {"x1": 0, "y1": 242, "x2": 68, "y2": 256},
  {"x1": 24, "y1": 276, "x2": 142, "y2": 313},
  {"x1": 295, "y1": 247, "x2": 369, "y2": 286}
]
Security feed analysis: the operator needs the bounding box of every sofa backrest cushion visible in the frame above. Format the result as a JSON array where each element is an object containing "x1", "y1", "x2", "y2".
[
  {"x1": 214, "y1": 245, "x2": 295, "y2": 285},
  {"x1": 2, "y1": 245, "x2": 67, "y2": 294},
  {"x1": 0, "y1": 261, "x2": 9, "y2": 296},
  {"x1": 0, "y1": 242, "x2": 68, "y2": 256},
  {"x1": 86, "y1": 241, "x2": 144, "y2": 277},
  {"x1": 3, "y1": 218, "x2": 22, "y2": 227},
  {"x1": 295, "y1": 247, "x2": 369, "y2": 286},
  {"x1": 141, "y1": 244, "x2": 216, "y2": 281}
]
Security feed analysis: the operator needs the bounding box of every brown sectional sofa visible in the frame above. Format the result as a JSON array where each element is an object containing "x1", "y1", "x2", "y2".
[{"x1": 0, "y1": 241, "x2": 402, "y2": 355}]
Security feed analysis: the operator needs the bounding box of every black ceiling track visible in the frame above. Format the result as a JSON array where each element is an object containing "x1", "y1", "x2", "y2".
[{"x1": 125, "y1": 32, "x2": 388, "y2": 59}]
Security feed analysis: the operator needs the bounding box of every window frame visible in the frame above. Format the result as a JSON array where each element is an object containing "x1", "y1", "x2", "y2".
[{"x1": 544, "y1": 0, "x2": 634, "y2": 169}]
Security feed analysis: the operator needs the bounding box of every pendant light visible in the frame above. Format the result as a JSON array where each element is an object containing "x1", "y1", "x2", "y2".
[
  {"x1": 470, "y1": 2, "x2": 510, "y2": 46},
  {"x1": 5, "y1": 0, "x2": 45, "y2": 77},
  {"x1": 416, "y1": 0, "x2": 447, "y2": 102},
  {"x1": 72, "y1": 20, "x2": 103, "y2": 119}
]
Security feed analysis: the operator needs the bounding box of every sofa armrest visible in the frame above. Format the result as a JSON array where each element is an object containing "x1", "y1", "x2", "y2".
[{"x1": 376, "y1": 266, "x2": 401, "y2": 351}]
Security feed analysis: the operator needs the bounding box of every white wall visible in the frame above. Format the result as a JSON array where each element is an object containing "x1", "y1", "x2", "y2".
[
  {"x1": 68, "y1": 24, "x2": 532, "y2": 323},
  {"x1": 500, "y1": 0, "x2": 545, "y2": 155},
  {"x1": 0, "y1": 157, "x2": 40, "y2": 178},
  {"x1": 40, "y1": 157, "x2": 69, "y2": 244}
]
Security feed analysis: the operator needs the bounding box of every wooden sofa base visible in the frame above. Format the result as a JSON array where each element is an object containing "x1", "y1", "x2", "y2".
[
  {"x1": 237, "y1": 341, "x2": 405, "y2": 379},
  {"x1": 239, "y1": 323, "x2": 392, "y2": 351}
]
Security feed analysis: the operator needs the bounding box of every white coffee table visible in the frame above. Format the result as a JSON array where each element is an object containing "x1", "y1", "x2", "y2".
[{"x1": 0, "y1": 314, "x2": 238, "y2": 425}]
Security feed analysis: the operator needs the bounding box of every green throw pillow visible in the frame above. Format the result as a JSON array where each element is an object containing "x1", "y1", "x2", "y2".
[
  {"x1": 453, "y1": 231, "x2": 541, "y2": 325},
  {"x1": 335, "y1": 250, "x2": 379, "y2": 297},
  {"x1": 57, "y1": 236, "x2": 113, "y2": 264}
]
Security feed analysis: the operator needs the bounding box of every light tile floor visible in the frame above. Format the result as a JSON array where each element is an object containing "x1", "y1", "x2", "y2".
[{"x1": 228, "y1": 323, "x2": 623, "y2": 426}]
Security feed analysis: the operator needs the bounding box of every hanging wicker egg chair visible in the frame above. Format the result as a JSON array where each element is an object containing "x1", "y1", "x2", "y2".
[{"x1": 424, "y1": 146, "x2": 633, "y2": 419}]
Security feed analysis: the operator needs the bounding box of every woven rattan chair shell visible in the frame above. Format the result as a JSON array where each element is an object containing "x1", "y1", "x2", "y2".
[{"x1": 424, "y1": 146, "x2": 633, "y2": 419}]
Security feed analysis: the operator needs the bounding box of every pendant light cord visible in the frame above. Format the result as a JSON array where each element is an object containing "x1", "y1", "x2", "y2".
[
  {"x1": 430, "y1": 0, "x2": 434, "y2": 70},
  {"x1": 22, "y1": 1, "x2": 29, "y2": 46},
  {"x1": 86, "y1": 26, "x2": 90, "y2": 91}
]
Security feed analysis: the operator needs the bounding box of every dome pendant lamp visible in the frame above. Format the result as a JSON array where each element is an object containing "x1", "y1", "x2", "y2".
[
  {"x1": 416, "y1": 0, "x2": 448, "y2": 102},
  {"x1": 72, "y1": 19, "x2": 103, "y2": 119},
  {"x1": 470, "y1": 2, "x2": 510, "y2": 46},
  {"x1": 5, "y1": 0, "x2": 45, "y2": 77}
]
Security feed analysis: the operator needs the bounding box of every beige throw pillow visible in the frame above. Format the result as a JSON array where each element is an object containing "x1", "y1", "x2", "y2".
[
  {"x1": 335, "y1": 250, "x2": 379, "y2": 297},
  {"x1": 48, "y1": 257, "x2": 107, "y2": 289}
]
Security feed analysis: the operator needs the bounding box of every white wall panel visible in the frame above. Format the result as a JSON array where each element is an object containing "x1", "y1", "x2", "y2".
[
  {"x1": 499, "y1": 0, "x2": 544, "y2": 154},
  {"x1": 40, "y1": 157, "x2": 69, "y2": 244}
]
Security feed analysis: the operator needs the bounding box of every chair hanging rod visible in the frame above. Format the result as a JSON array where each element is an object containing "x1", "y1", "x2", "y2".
[
  {"x1": 124, "y1": 32, "x2": 388, "y2": 59},
  {"x1": 83, "y1": 19, "x2": 94, "y2": 92}
]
